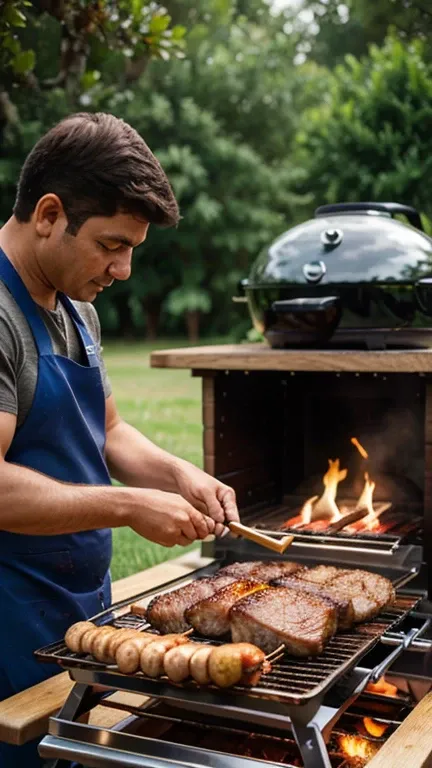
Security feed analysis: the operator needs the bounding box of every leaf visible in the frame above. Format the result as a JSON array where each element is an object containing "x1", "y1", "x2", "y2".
[
  {"x1": 12, "y1": 48, "x2": 35, "y2": 74},
  {"x1": 149, "y1": 14, "x2": 171, "y2": 36},
  {"x1": 4, "y1": 6, "x2": 27, "y2": 28}
]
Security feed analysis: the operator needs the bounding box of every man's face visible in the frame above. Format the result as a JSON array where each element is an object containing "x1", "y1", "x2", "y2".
[{"x1": 41, "y1": 210, "x2": 149, "y2": 302}]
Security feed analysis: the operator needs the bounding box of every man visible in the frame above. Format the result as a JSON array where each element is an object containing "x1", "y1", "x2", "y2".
[{"x1": 0, "y1": 112, "x2": 238, "y2": 767}]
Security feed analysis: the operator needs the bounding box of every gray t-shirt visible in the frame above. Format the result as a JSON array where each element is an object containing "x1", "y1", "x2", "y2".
[{"x1": 0, "y1": 281, "x2": 111, "y2": 428}]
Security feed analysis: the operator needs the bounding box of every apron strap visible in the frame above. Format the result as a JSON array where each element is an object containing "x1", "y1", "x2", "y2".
[
  {"x1": 59, "y1": 293, "x2": 100, "y2": 368},
  {"x1": 0, "y1": 249, "x2": 53, "y2": 356}
]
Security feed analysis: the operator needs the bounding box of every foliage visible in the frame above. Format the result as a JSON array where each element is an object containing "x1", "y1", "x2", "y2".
[
  {"x1": 0, "y1": 1, "x2": 186, "y2": 94},
  {"x1": 297, "y1": 35, "x2": 432, "y2": 217},
  {"x1": 285, "y1": 0, "x2": 432, "y2": 69},
  {"x1": 3, "y1": 0, "x2": 432, "y2": 340}
]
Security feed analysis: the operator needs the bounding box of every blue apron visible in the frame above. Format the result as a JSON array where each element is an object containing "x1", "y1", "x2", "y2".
[{"x1": 0, "y1": 249, "x2": 112, "y2": 767}]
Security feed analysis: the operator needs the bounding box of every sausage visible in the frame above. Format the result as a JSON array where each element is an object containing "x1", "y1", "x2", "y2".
[
  {"x1": 140, "y1": 635, "x2": 189, "y2": 678},
  {"x1": 235, "y1": 642, "x2": 268, "y2": 686},
  {"x1": 208, "y1": 643, "x2": 267, "y2": 688},
  {"x1": 81, "y1": 625, "x2": 114, "y2": 655},
  {"x1": 106, "y1": 629, "x2": 143, "y2": 660},
  {"x1": 189, "y1": 645, "x2": 213, "y2": 685},
  {"x1": 208, "y1": 644, "x2": 243, "y2": 687},
  {"x1": 115, "y1": 633, "x2": 159, "y2": 674},
  {"x1": 64, "y1": 621, "x2": 95, "y2": 653},
  {"x1": 91, "y1": 627, "x2": 119, "y2": 663},
  {"x1": 163, "y1": 643, "x2": 201, "y2": 683}
]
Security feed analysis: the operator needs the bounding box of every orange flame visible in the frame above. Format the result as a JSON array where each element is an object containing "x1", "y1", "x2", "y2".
[
  {"x1": 363, "y1": 717, "x2": 389, "y2": 738},
  {"x1": 338, "y1": 734, "x2": 380, "y2": 760},
  {"x1": 351, "y1": 437, "x2": 369, "y2": 459},
  {"x1": 365, "y1": 677, "x2": 398, "y2": 697},
  {"x1": 300, "y1": 459, "x2": 347, "y2": 523},
  {"x1": 356, "y1": 472, "x2": 379, "y2": 530}
]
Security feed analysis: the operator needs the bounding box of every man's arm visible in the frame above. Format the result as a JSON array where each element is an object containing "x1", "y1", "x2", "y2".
[
  {"x1": 105, "y1": 394, "x2": 239, "y2": 526},
  {"x1": 104, "y1": 394, "x2": 181, "y2": 492},
  {"x1": 0, "y1": 411, "x2": 214, "y2": 544}
]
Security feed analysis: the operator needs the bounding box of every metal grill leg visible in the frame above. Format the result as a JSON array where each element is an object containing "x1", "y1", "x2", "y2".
[
  {"x1": 291, "y1": 722, "x2": 332, "y2": 768},
  {"x1": 41, "y1": 682, "x2": 102, "y2": 768}
]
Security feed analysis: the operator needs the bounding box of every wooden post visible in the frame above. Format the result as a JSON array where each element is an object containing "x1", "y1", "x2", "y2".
[{"x1": 202, "y1": 374, "x2": 216, "y2": 477}]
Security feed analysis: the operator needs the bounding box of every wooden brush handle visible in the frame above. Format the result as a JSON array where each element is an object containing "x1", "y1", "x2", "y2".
[{"x1": 228, "y1": 522, "x2": 294, "y2": 553}]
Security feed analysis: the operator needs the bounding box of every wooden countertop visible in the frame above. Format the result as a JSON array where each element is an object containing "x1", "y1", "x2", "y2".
[
  {"x1": 0, "y1": 549, "x2": 212, "y2": 746},
  {"x1": 150, "y1": 343, "x2": 432, "y2": 373},
  {"x1": 368, "y1": 691, "x2": 432, "y2": 768}
]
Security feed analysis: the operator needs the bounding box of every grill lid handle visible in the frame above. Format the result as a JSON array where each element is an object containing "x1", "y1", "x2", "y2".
[
  {"x1": 315, "y1": 202, "x2": 423, "y2": 231},
  {"x1": 272, "y1": 296, "x2": 339, "y2": 313}
]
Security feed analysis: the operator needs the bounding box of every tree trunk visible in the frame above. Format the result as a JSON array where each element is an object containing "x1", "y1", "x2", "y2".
[
  {"x1": 144, "y1": 298, "x2": 162, "y2": 341},
  {"x1": 186, "y1": 310, "x2": 200, "y2": 343},
  {"x1": 112, "y1": 293, "x2": 134, "y2": 338}
]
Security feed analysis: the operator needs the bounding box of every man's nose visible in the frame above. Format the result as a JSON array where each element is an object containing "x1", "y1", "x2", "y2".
[{"x1": 108, "y1": 252, "x2": 132, "y2": 281}]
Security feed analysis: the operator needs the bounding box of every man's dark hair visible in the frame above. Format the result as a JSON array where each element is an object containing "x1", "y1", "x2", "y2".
[{"x1": 13, "y1": 112, "x2": 180, "y2": 234}]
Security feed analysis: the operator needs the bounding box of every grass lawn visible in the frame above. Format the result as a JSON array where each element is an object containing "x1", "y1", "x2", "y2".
[{"x1": 103, "y1": 339, "x2": 210, "y2": 580}]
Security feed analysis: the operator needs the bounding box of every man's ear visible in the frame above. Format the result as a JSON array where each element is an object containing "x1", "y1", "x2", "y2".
[{"x1": 34, "y1": 194, "x2": 66, "y2": 237}]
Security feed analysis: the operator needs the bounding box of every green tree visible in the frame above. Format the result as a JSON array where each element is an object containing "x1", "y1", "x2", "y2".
[
  {"x1": 297, "y1": 35, "x2": 432, "y2": 216},
  {"x1": 0, "y1": 0, "x2": 186, "y2": 128}
]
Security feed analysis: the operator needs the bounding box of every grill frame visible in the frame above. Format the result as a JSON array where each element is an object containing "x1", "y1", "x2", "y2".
[{"x1": 35, "y1": 562, "x2": 422, "y2": 708}]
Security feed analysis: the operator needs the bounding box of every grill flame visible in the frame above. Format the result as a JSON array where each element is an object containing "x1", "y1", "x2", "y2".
[
  {"x1": 355, "y1": 472, "x2": 380, "y2": 530},
  {"x1": 362, "y1": 717, "x2": 389, "y2": 739},
  {"x1": 301, "y1": 459, "x2": 347, "y2": 523},
  {"x1": 365, "y1": 676, "x2": 399, "y2": 697},
  {"x1": 338, "y1": 733, "x2": 380, "y2": 760}
]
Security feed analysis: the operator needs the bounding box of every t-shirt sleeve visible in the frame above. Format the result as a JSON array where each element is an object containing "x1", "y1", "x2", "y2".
[
  {"x1": 78, "y1": 303, "x2": 112, "y2": 399},
  {"x1": 0, "y1": 315, "x2": 19, "y2": 416}
]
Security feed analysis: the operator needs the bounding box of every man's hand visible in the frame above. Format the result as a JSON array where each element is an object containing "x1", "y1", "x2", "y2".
[
  {"x1": 128, "y1": 489, "x2": 217, "y2": 546},
  {"x1": 172, "y1": 459, "x2": 239, "y2": 535}
]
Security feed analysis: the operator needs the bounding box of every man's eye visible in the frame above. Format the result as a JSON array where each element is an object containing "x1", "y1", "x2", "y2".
[{"x1": 98, "y1": 242, "x2": 121, "y2": 252}]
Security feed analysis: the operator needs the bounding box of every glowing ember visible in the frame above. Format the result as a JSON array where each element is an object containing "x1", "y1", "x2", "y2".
[
  {"x1": 365, "y1": 677, "x2": 398, "y2": 697},
  {"x1": 351, "y1": 437, "x2": 369, "y2": 459},
  {"x1": 363, "y1": 717, "x2": 389, "y2": 738},
  {"x1": 301, "y1": 459, "x2": 347, "y2": 523},
  {"x1": 338, "y1": 734, "x2": 380, "y2": 760}
]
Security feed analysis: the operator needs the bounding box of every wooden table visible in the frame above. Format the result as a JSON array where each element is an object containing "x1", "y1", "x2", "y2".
[
  {"x1": 151, "y1": 342, "x2": 432, "y2": 373},
  {"x1": 0, "y1": 550, "x2": 212, "y2": 746},
  {"x1": 368, "y1": 691, "x2": 432, "y2": 768}
]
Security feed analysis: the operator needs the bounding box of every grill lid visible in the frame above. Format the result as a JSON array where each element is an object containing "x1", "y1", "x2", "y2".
[{"x1": 248, "y1": 202, "x2": 432, "y2": 287}]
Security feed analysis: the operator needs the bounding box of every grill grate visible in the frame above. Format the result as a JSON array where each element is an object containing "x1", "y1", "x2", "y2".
[{"x1": 35, "y1": 593, "x2": 420, "y2": 706}]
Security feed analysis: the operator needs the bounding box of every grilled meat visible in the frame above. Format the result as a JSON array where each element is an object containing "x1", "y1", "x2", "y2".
[
  {"x1": 218, "y1": 560, "x2": 304, "y2": 582},
  {"x1": 65, "y1": 621, "x2": 95, "y2": 653},
  {"x1": 230, "y1": 586, "x2": 338, "y2": 654},
  {"x1": 271, "y1": 576, "x2": 355, "y2": 630},
  {"x1": 163, "y1": 642, "x2": 202, "y2": 683},
  {"x1": 189, "y1": 645, "x2": 213, "y2": 684},
  {"x1": 207, "y1": 642, "x2": 268, "y2": 687},
  {"x1": 294, "y1": 565, "x2": 340, "y2": 585},
  {"x1": 115, "y1": 633, "x2": 160, "y2": 674},
  {"x1": 185, "y1": 580, "x2": 269, "y2": 637},
  {"x1": 294, "y1": 566, "x2": 395, "y2": 622},
  {"x1": 146, "y1": 574, "x2": 237, "y2": 633},
  {"x1": 324, "y1": 569, "x2": 395, "y2": 623},
  {"x1": 140, "y1": 635, "x2": 190, "y2": 677}
]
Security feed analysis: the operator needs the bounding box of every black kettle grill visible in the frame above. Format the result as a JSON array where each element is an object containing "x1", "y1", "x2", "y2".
[{"x1": 240, "y1": 202, "x2": 432, "y2": 350}]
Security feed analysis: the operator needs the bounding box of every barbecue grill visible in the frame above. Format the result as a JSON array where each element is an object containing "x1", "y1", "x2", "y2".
[
  {"x1": 37, "y1": 344, "x2": 432, "y2": 767},
  {"x1": 36, "y1": 564, "x2": 428, "y2": 768}
]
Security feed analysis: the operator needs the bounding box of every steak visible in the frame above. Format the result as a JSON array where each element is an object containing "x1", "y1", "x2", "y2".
[
  {"x1": 294, "y1": 565, "x2": 340, "y2": 586},
  {"x1": 218, "y1": 560, "x2": 304, "y2": 582},
  {"x1": 324, "y1": 569, "x2": 395, "y2": 623},
  {"x1": 230, "y1": 586, "x2": 338, "y2": 655},
  {"x1": 185, "y1": 580, "x2": 269, "y2": 637},
  {"x1": 146, "y1": 574, "x2": 237, "y2": 633},
  {"x1": 271, "y1": 576, "x2": 355, "y2": 630},
  {"x1": 294, "y1": 567, "x2": 395, "y2": 623}
]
